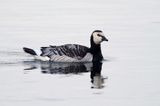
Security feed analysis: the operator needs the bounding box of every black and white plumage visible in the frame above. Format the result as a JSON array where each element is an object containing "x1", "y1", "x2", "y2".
[{"x1": 23, "y1": 30, "x2": 108, "y2": 62}]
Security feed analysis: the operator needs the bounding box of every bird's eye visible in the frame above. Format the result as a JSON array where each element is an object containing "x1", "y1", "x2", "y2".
[{"x1": 97, "y1": 34, "x2": 101, "y2": 37}]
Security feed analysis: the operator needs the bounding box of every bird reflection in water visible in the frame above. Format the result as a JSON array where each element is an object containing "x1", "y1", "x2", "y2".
[
  {"x1": 90, "y1": 61, "x2": 107, "y2": 89},
  {"x1": 23, "y1": 60, "x2": 107, "y2": 89}
]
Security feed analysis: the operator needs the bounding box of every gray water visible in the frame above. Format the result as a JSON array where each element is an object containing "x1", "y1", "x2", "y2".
[{"x1": 0, "y1": 0, "x2": 160, "y2": 106}]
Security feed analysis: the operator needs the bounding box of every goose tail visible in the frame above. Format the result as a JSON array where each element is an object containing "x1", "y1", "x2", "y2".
[
  {"x1": 23, "y1": 47, "x2": 50, "y2": 61},
  {"x1": 23, "y1": 47, "x2": 37, "y2": 56}
]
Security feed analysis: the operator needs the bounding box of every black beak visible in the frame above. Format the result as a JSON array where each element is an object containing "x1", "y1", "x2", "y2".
[{"x1": 102, "y1": 36, "x2": 108, "y2": 42}]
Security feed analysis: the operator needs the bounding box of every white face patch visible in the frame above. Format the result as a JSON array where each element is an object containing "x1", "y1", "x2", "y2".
[{"x1": 92, "y1": 32, "x2": 104, "y2": 44}]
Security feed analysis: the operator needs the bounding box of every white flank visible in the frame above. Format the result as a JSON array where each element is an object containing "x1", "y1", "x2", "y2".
[
  {"x1": 34, "y1": 56, "x2": 50, "y2": 61},
  {"x1": 80, "y1": 53, "x2": 93, "y2": 62},
  {"x1": 50, "y1": 53, "x2": 93, "y2": 62}
]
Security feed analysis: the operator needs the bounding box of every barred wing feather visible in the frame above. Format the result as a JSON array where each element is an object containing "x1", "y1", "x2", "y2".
[{"x1": 40, "y1": 44, "x2": 89, "y2": 60}]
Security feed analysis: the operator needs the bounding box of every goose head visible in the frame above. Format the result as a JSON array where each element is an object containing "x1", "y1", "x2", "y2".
[{"x1": 91, "y1": 30, "x2": 108, "y2": 45}]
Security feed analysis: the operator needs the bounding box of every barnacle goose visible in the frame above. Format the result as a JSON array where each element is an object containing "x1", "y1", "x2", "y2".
[{"x1": 23, "y1": 30, "x2": 108, "y2": 62}]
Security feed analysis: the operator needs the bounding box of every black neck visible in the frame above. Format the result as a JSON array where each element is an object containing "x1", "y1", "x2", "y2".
[{"x1": 90, "y1": 36, "x2": 103, "y2": 61}]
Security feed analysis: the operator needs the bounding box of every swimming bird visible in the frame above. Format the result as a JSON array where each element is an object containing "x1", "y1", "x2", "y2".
[{"x1": 23, "y1": 30, "x2": 108, "y2": 62}]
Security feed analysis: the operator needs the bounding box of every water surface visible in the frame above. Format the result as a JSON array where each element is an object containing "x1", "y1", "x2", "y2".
[{"x1": 0, "y1": 0, "x2": 160, "y2": 106}]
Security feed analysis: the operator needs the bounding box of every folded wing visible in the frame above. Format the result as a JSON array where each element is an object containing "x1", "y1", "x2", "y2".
[{"x1": 40, "y1": 44, "x2": 89, "y2": 60}]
